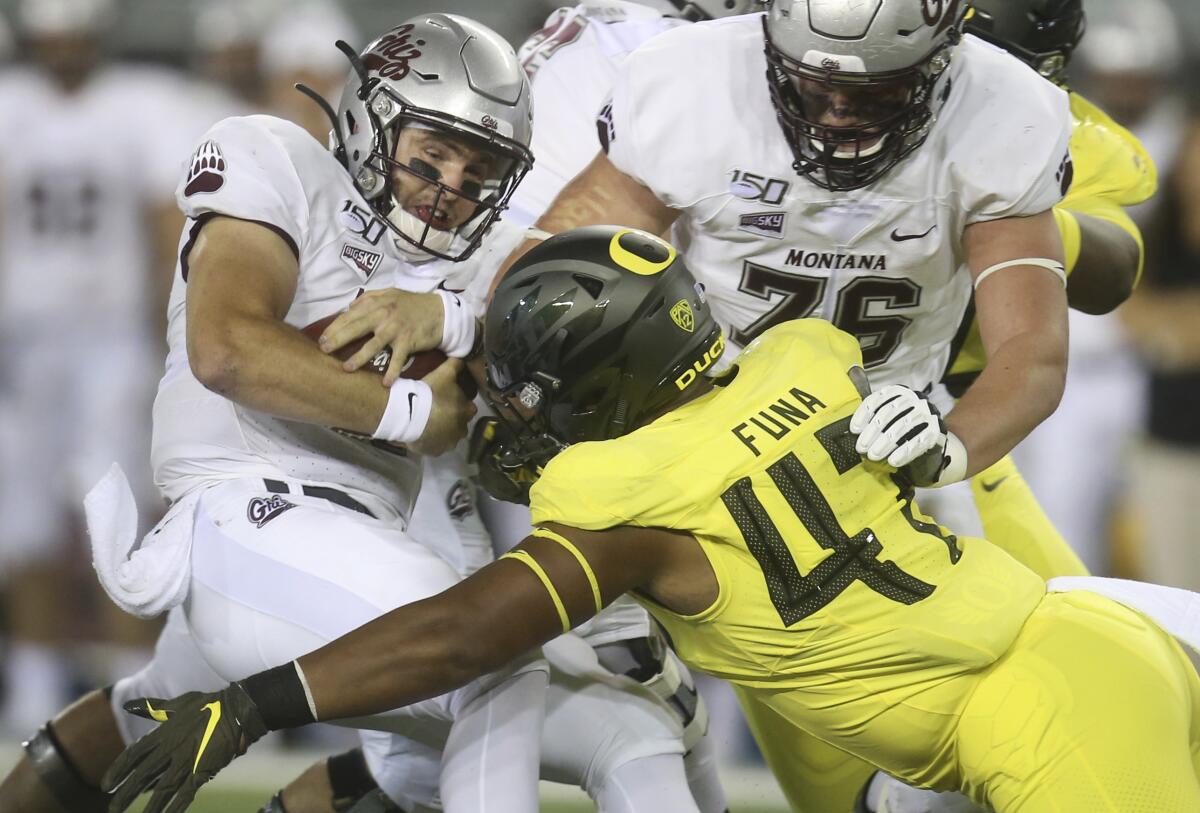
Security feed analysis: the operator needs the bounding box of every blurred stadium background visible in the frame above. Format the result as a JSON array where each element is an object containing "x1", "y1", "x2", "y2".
[{"x1": 0, "y1": 0, "x2": 1198, "y2": 809}]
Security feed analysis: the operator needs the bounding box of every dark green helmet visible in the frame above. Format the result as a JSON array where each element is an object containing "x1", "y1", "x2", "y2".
[
  {"x1": 484, "y1": 226, "x2": 725, "y2": 466},
  {"x1": 965, "y1": 0, "x2": 1085, "y2": 85}
]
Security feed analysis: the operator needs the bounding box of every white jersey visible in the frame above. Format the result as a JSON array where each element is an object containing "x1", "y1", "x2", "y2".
[
  {"x1": 152, "y1": 115, "x2": 508, "y2": 514},
  {"x1": 507, "y1": 1, "x2": 684, "y2": 226},
  {"x1": 0, "y1": 66, "x2": 199, "y2": 327},
  {"x1": 604, "y1": 17, "x2": 1073, "y2": 390}
]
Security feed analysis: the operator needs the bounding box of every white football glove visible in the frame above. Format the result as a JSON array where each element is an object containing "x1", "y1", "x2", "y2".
[
  {"x1": 850, "y1": 385, "x2": 946, "y2": 467},
  {"x1": 849, "y1": 385, "x2": 967, "y2": 486}
]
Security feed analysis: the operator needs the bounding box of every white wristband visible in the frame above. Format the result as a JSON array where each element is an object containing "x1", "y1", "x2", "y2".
[
  {"x1": 931, "y1": 432, "x2": 969, "y2": 488},
  {"x1": 373, "y1": 379, "x2": 433, "y2": 444},
  {"x1": 436, "y1": 289, "x2": 478, "y2": 358},
  {"x1": 974, "y1": 258, "x2": 1066, "y2": 290}
]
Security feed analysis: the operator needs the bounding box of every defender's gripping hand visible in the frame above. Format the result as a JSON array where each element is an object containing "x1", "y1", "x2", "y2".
[
  {"x1": 103, "y1": 685, "x2": 268, "y2": 813},
  {"x1": 468, "y1": 418, "x2": 540, "y2": 505},
  {"x1": 851, "y1": 385, "x2": 946, "y2": 467},
  {"x1": 850, "y1": 385, "x2": 967, "y2": 487}
]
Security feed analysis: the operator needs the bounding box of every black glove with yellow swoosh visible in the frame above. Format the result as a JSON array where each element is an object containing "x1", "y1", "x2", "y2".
[{"x1": 103, "y1": 683, "x2": 268, "y2": 813}]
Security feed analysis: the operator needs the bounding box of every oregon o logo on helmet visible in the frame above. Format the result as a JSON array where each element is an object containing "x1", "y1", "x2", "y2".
[
  {"x1": 366, "y1": 24, "x2": 426, "y2": 80},
  {"x1": 608, "y1": 229, "x2": 676, "y2": 276}
]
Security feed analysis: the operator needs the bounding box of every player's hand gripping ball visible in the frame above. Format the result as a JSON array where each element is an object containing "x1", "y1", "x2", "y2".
[{"x1": 301, "y1": 313, "x2": 476, "y2": 397}]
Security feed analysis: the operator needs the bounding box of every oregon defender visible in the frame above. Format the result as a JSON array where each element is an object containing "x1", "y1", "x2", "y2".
[{"x1": 102, "y1": 229, "x2": 1200, "y2": 813}]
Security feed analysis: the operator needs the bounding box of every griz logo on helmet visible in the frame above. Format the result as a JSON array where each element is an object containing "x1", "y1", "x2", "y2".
[
  {"x1": 363, "y1": 24, "x2": 426, "y2": 80},
  {"x1": 922, "y1": 0, "x2": 965, "y2": 36}
]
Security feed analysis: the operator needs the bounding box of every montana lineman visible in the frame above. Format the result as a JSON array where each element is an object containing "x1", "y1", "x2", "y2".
[
  {"x1": 0, "y1": 15, "x2": 551, "y2": 813},
  {"x1": 501, "y1": 0, "x2": 1072, "y2": 489}
]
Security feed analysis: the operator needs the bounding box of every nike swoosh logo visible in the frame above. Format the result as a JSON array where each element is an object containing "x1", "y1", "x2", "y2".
[
  {"x1": 980, "y1": 476, "x2": 1008, "y2": 493},
  {"x1": 194, "y1": 700, "x2": 222, "y2": 774},
  {"x1": 407, "y1": 392, "x2": 417, "y2": 416},
  {"x1": 144, "y1": 701, "x2": 170, "y2": 723},
  {"x1": 890, "y1": 225, "x2": 936, "y2": 242}
]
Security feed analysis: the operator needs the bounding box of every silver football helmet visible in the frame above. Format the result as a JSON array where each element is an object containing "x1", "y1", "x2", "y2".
[
  {"x1": 309, "y1": 14, "x2": 533, "y2": 262},
  {"x1": 764, "y1": 0, "x2": 966, "y2": 191}
]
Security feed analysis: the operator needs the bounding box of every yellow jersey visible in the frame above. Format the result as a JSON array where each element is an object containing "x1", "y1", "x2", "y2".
[
  {"x1": 944, "y1": 91, "x2": 1156, "y2": 388},
  {"x1": 530, "y1": 320, "x2": 1046, "y2": 782}
]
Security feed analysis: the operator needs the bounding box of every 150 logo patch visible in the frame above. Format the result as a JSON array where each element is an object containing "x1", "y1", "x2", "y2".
[{"x1": 729, "y1": 170, "x2": 791, "y2": 205}]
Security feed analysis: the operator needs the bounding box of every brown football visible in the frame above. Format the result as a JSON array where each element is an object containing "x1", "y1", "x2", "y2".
[{"x1": 301, "y1": 313, "x2": 476, "y2": 397}]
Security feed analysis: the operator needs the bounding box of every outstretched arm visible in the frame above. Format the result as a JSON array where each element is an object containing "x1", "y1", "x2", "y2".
[{"x1": 103, "y1": 525, "x2": 715, "y2": 813}]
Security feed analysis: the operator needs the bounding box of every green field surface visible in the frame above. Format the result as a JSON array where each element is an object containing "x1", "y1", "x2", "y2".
[{"x1": 2, "y1": 745, "x2": 790, "y2": 812}]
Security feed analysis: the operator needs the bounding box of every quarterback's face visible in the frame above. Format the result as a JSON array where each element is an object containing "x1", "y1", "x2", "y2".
[{"x1": 390, "y1": 127, "x2": 499, "y2": 232}]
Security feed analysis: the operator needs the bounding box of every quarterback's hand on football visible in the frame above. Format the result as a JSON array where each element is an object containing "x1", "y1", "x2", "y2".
[
  {"x1": 468, "y1": 418, "x2": 540, "y2": 505},
  {"x1": 319, "y1": 289, "x2": 444, "y2": 385},
  {"x1": 102, "y1": 684, "x2": 268, "y2": 813},
  {"x1": 410, "y1": 357, "x2": 477, "y2": 456}
]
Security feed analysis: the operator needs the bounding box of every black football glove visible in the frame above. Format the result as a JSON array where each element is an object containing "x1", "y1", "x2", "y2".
[
  {"x1": 103, "y1": 683, "x2": 268, "y2": 813},
  {"x1": 467, "y1": 418, "x2": 542, "y2": 505}
]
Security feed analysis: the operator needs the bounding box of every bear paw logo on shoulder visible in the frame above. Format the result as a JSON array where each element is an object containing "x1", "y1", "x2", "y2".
[
  {"x1": 246, "y1": 495, "x2": 295, "y2": 528},
  {"x1": 185, "y1": 141, "x2": 226, "y2": 196}
]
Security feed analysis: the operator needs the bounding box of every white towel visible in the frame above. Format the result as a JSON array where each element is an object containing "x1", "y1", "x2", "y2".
[
  {"x1": 85, "y1": 463, "x2": 198, "y2": 619},
  {"x1": 1048, "y1": 576, "x2": 1200, "y2": 656}
]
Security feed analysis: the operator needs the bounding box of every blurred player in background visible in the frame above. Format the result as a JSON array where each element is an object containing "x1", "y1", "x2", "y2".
[
  {"x1": 189, "y1": 0, "x2": 275, "y2": 115},
  {"x1": 0, "y1": 14, "x2": 549, "y2": 813},
  {"x1": 1007, "y1": 0, "x2": 1175, "y2": 578},
  {"x1": 0, "y1": 0, "x2": 198, "y2": 734},
  {"x1": 1100, "y1": 0, "x2": 1200, "y2": 593},
  {"x1": 259, "y1": 1, "x2": 361, "y2": 144}
]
